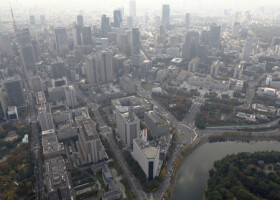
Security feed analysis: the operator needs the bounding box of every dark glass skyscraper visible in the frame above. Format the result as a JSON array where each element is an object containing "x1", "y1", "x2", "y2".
[
  {"x1": 82, "y1": 27, "x2": 93, "y2": 46},
  {"x1": 101, "y1": 15, "x2": 110, "y2": 37},
  {"x1": 113, "y1": 10, "x2": 122, "y2": 28},
  {"x1": 77, "y1": 15, "x2": 84, "y2": 27},
  {"x1": 4, "y1": 76, "x2": 25, "y2": 107}
]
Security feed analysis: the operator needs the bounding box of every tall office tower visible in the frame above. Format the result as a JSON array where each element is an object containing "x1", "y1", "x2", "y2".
[
  {"x1": 98, "y1": 51, "x2": 113, "y2": 83},
  {"x1": 101, "y1": 38, "x2": 108, "y2": 50},
  {"x1": 30, "y1": 76, "x2": 42, "y2": 92},
  {"x1": 132, "y1": 28, "x2": 140, "y2": 55},
  {"x1": 30, "y1": 15, "x2": 35, "y2": 25},
  {"x1": 185, "y1": 13, "x2": 190, "y2": 28},
  {"x1": 52, "y1": 62, "x2": 66, "y2": 79},
  {"x1": 242, "y1": 37, "x2": 253, "y2": 61},
  {"x1": 16, "y1": 28, "x2": 31, "y2": 46},
  {"x1": 115, "y1": 106, "x2": 140, "y2": 147},
  {"x1": 232, "y1": 22, "x2": 241, "y2": 39},
  {"x1": 129, "y1": 0, "x2": 136, "y2": 17},
  {"x1": 72, "y1": 25, "x2": 82, "y2": 47},
  {"x1": 210, "y1": 60, "x2": 223, "y2": 77},
  {"x1": 162, "y1": 4, "x2": 170, "y2": 28},
  {"x1": 131, "y1": 28, "x2": 141, "y2": 66},
  {"x1": 54, "y1": 27, "x2": 68, "y2": 54},
  {"x1": 19, "y1": 45, "x2": 36, "y2": 73},
  {"x1": 77, "y1": 15, "x2": 84, "y2": 27},
  {"x1": 78, "y1": 119, "x2": 105, "y2": 164},
  {"x1": 31, "y1": 39, "x2": 40, "y2": 62},
  {"x1": 101, "y1": 15, "x2": 110, "y2": 37},
  {"x1": 209, "y1": 25, "x2": 221, "y2": 48},
  {"x1": 120, "y1": 34, "x2": 130, "y2": 56},
  {"x1": 4, "y1": 75, "x2": 25, "y2": 107},
  {"x1": 0, "y1": 33, "x2": 14, "y2": 57},
  {"x1": 234, "y1": 63, "x2": 244, "y2": 79},
  {"x1": 188, "y1": 57, "x2": 199, "y2": 72},
  {"x1": 182, "y1": 31, "x2": 199, "y2": 60},
  {"x1": 38, "y1": 104, "x2": 55, "y2": 131},
  {"x1": 65, "y1": 85, "x2": 78, "y2": 108},
  {"x1": 113, "y1": 9, "x2": 122, "y2": 28},
  {"x1": 40, "y1": 15, "x2": 46, "y2": 25},
  {"x1": 127, "y1": 16, "x2": 134, "y2": 28},
  {"x1": 81, "y1": 26, "x2": 93, "y2": 46},
  {"x1": 85, "y1": 54, "x2": 99, "y2": 84}
]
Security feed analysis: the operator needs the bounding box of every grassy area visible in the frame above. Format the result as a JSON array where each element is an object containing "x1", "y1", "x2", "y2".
[
  {"x1": 120, "y1": 179, "x2": 134, "y2": 200},
  {"x1": 141, "y1": 82, "x2": 156, "y2": 91}
]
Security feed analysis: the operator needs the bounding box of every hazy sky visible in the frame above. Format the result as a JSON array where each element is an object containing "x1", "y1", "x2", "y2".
[{"x1": 2, "y1": 0, "x2": 280, "y2": 14}]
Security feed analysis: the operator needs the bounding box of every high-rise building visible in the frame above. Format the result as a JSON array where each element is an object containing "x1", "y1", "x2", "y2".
[
  {"x1": 38, "y1": 104, "x2": 55, "y2": 131},
  {"x1": 162, "y1": 5, "x2": 170, "y2": 28},
  {"x1": 30, "y1": 76, "x2": 43, "y2": 93},
  {"x1": 132, "y1": 28, "x2": 140, "y2": 55},
  {"x1": 98, "y1": 50, "x2": 113, "y2": 83},
  {"x1": 234, "y1": 63, "x2": 244, "y2": 79},
  {"x1": 81, "y1": 26, "x2": 93, "y2": 46},
  {"x1": 77, "y1": 15, "x2": 84, "y2": 27},
  {"x1": 78, "y1": 119, "x2": 105, "y2": 164},
  {"x1": 182, "y1": 31, "x2": 199, "y2": 60},
  {"x1": 20, "y1": 45, "x2": 36, "y2": 73},
  {"x1": 185, "y1": 13, "x2": 190, "y2": 28},
  {"x1": 31, "y1": 39, "x2": 40, "y2": 62},
  {"x1": 210, "y1": 60, "x2": 223, "y2": 77},
  {"x1": 101, "y1": 38, "x2": 108, "y2": 50},
  {"x1": 72, "y1": 25, "x2": 82, "y2": 47},
  {"x1": 209, "y1": 25, "x2": 221, "y2": 48},
  {"x1": 113, "y1": 9, "x2": 122, "y2": 28},
  {"x1": 0, "y1": 33, "x2": 14, "y2": 57},
  {"x1": 16, "y1": 28, "x2": 31, "y2": 46},
  {"x1": 119, "y1": 34, "x2": 130, "y2": 56},
  {"x1": 85, "y1": 54, "x2": 99, "y2": 84},
  {"x1": 188, "y1": 57, "x2": 199, "y2": 72},
  {"x1": 115, "y1": 106, "x2": 140, "y2": 148},
  {"x1": 40, "y1": 15, "x2": 46, "y2": 25},
  {"x1": 129, "y1": 0, "x2": 136, "y2": 17},
  {"x1": 232, "y1": 22, "x2": 241, "y2": 38},
  {"x1": 52, "y1": 62, "x2": 66, "y2": 79},
  {"x1": 54, "y1": 27, "x2": 68, "y2": 54},
  {"x1": 101, "y1": 15, "x2": 110, "y2": 37},
  {"x1": 65, "y1": 85, "x2": 78, "y2": 108},
  {"x1": 132, "y1": 137, "x2": 160, "y2": 180},
  {"x1": 4, "y1": 76, "x2": 25, "y2": 108},
  {"x1": 30, "y1": 15, "x2": 36, "y2": 25},
  {"x1": 242, "y1": 37, "x2": 253, "y2": 61}
]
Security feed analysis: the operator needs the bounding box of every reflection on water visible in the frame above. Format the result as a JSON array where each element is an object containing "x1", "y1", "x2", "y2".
[{"x1": 172, "y1": 140, "x2": 280, "y2": 200}]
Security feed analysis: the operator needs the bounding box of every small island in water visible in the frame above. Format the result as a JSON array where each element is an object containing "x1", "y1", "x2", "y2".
[{"x1": 205, "y1": 151, "x2": 280, "y2": 200}]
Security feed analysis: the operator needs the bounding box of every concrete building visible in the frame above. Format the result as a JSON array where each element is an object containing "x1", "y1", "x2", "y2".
[
  {"x1": 85, "y1": 54, "x2": 99, "y2": 84},
  {"x1": 188, "y1": 76, "x2": 230, "y2": 91},
  {"x1": 38, "y1": 104, "x2": 55, "y2": 131},
  {"x1": 185, "y1": 13, "x2": 190, "y2": 28},
  {"x1": 242, "y1": 37, "x2": 253, "y2": 61},
  {"x1": 7, "y1": 106, "x2": 18, "y2": 120},
  {"x1": 210, "y1": 60, "x2": 223, "y2": 77},
  {"x1": 188, "y1": 57, "x2": 199, "y2": 72},
  {"x1": 65, "y1": 85, "x2": 78, "y2": 108},
  {"x1": 98, "y1": 50, "x2": 113, "y2": 83},
  {"x1": 209, "y1": 25, "x2": 221, "y2": 48},
  {"x1": 48, "y1": 87, "x2": 66, "y2": 103},
  {"x1": 129, "y1": 0, "x2": 136, "y2": 17},
  {"x1": 52, "y1": 62, "x2": 66, "y2": 79},
  {"x1": 234, "y1": 63, "x2": 244, "y2": 79},
  {"x1": 101, "y1": 15, "x2": 110, "y2": 37},
  {"x1": 77, "y1": 15, "x2": 84, "y2": 27},
  {"x1": 44, "y1": 156, "x2": 71, "y2": 200},
  {"x1": 82, "y1": 26, "x2": 93, "y2": 46},
  {"x1": 144, "y1": 111, "x2": 170, "y2": 139},
  {"x1": 132, "y1": 138, "x2": 160, "y2": 180},
  {"x1": 30, "y1": 76, "x2": 43, "y2": 92},
  {"x1": 0, "y1": 33, "x2": 14, "y2": 57},
  {"x1": 57, "y1": 123, "x2": 78, "y2": 141},
  {"x1": 119, "y1": 74, "x2": 136, "y2": 94},
  {"x1": 77, "y1": 119, "x2": 105, "y2": 164},
  {"x1": 72, "y1": 25, "x2": 82, "y2": 47},
  {"x1": 42, "y1": 129, "x2": 62, "y2": 159},
  {"x1": 92, "y1": 84, "x2": 124, "y2": 103}
]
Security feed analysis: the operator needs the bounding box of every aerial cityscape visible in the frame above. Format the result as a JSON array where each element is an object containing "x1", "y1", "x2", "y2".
[{"x1": 1, "y1": 0, "x2": 280, "y2": 200}]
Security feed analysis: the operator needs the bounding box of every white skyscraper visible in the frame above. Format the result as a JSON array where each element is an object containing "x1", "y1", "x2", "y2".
[
  {"x1": 65, "y1": 85, "x2": 78, "y2": 108},
  {"x1": 98, "y1": 50, "x2": 113, "y2": 83},
  {"x1": 129, "y1": 0, "x2": 136, "y2": 17},
  {"x1": 38, "y1": 104, "x2": 55, "y2": 131},
  {"x1": 85, "y1": 54, "x2": 99, "y2": 84}
]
